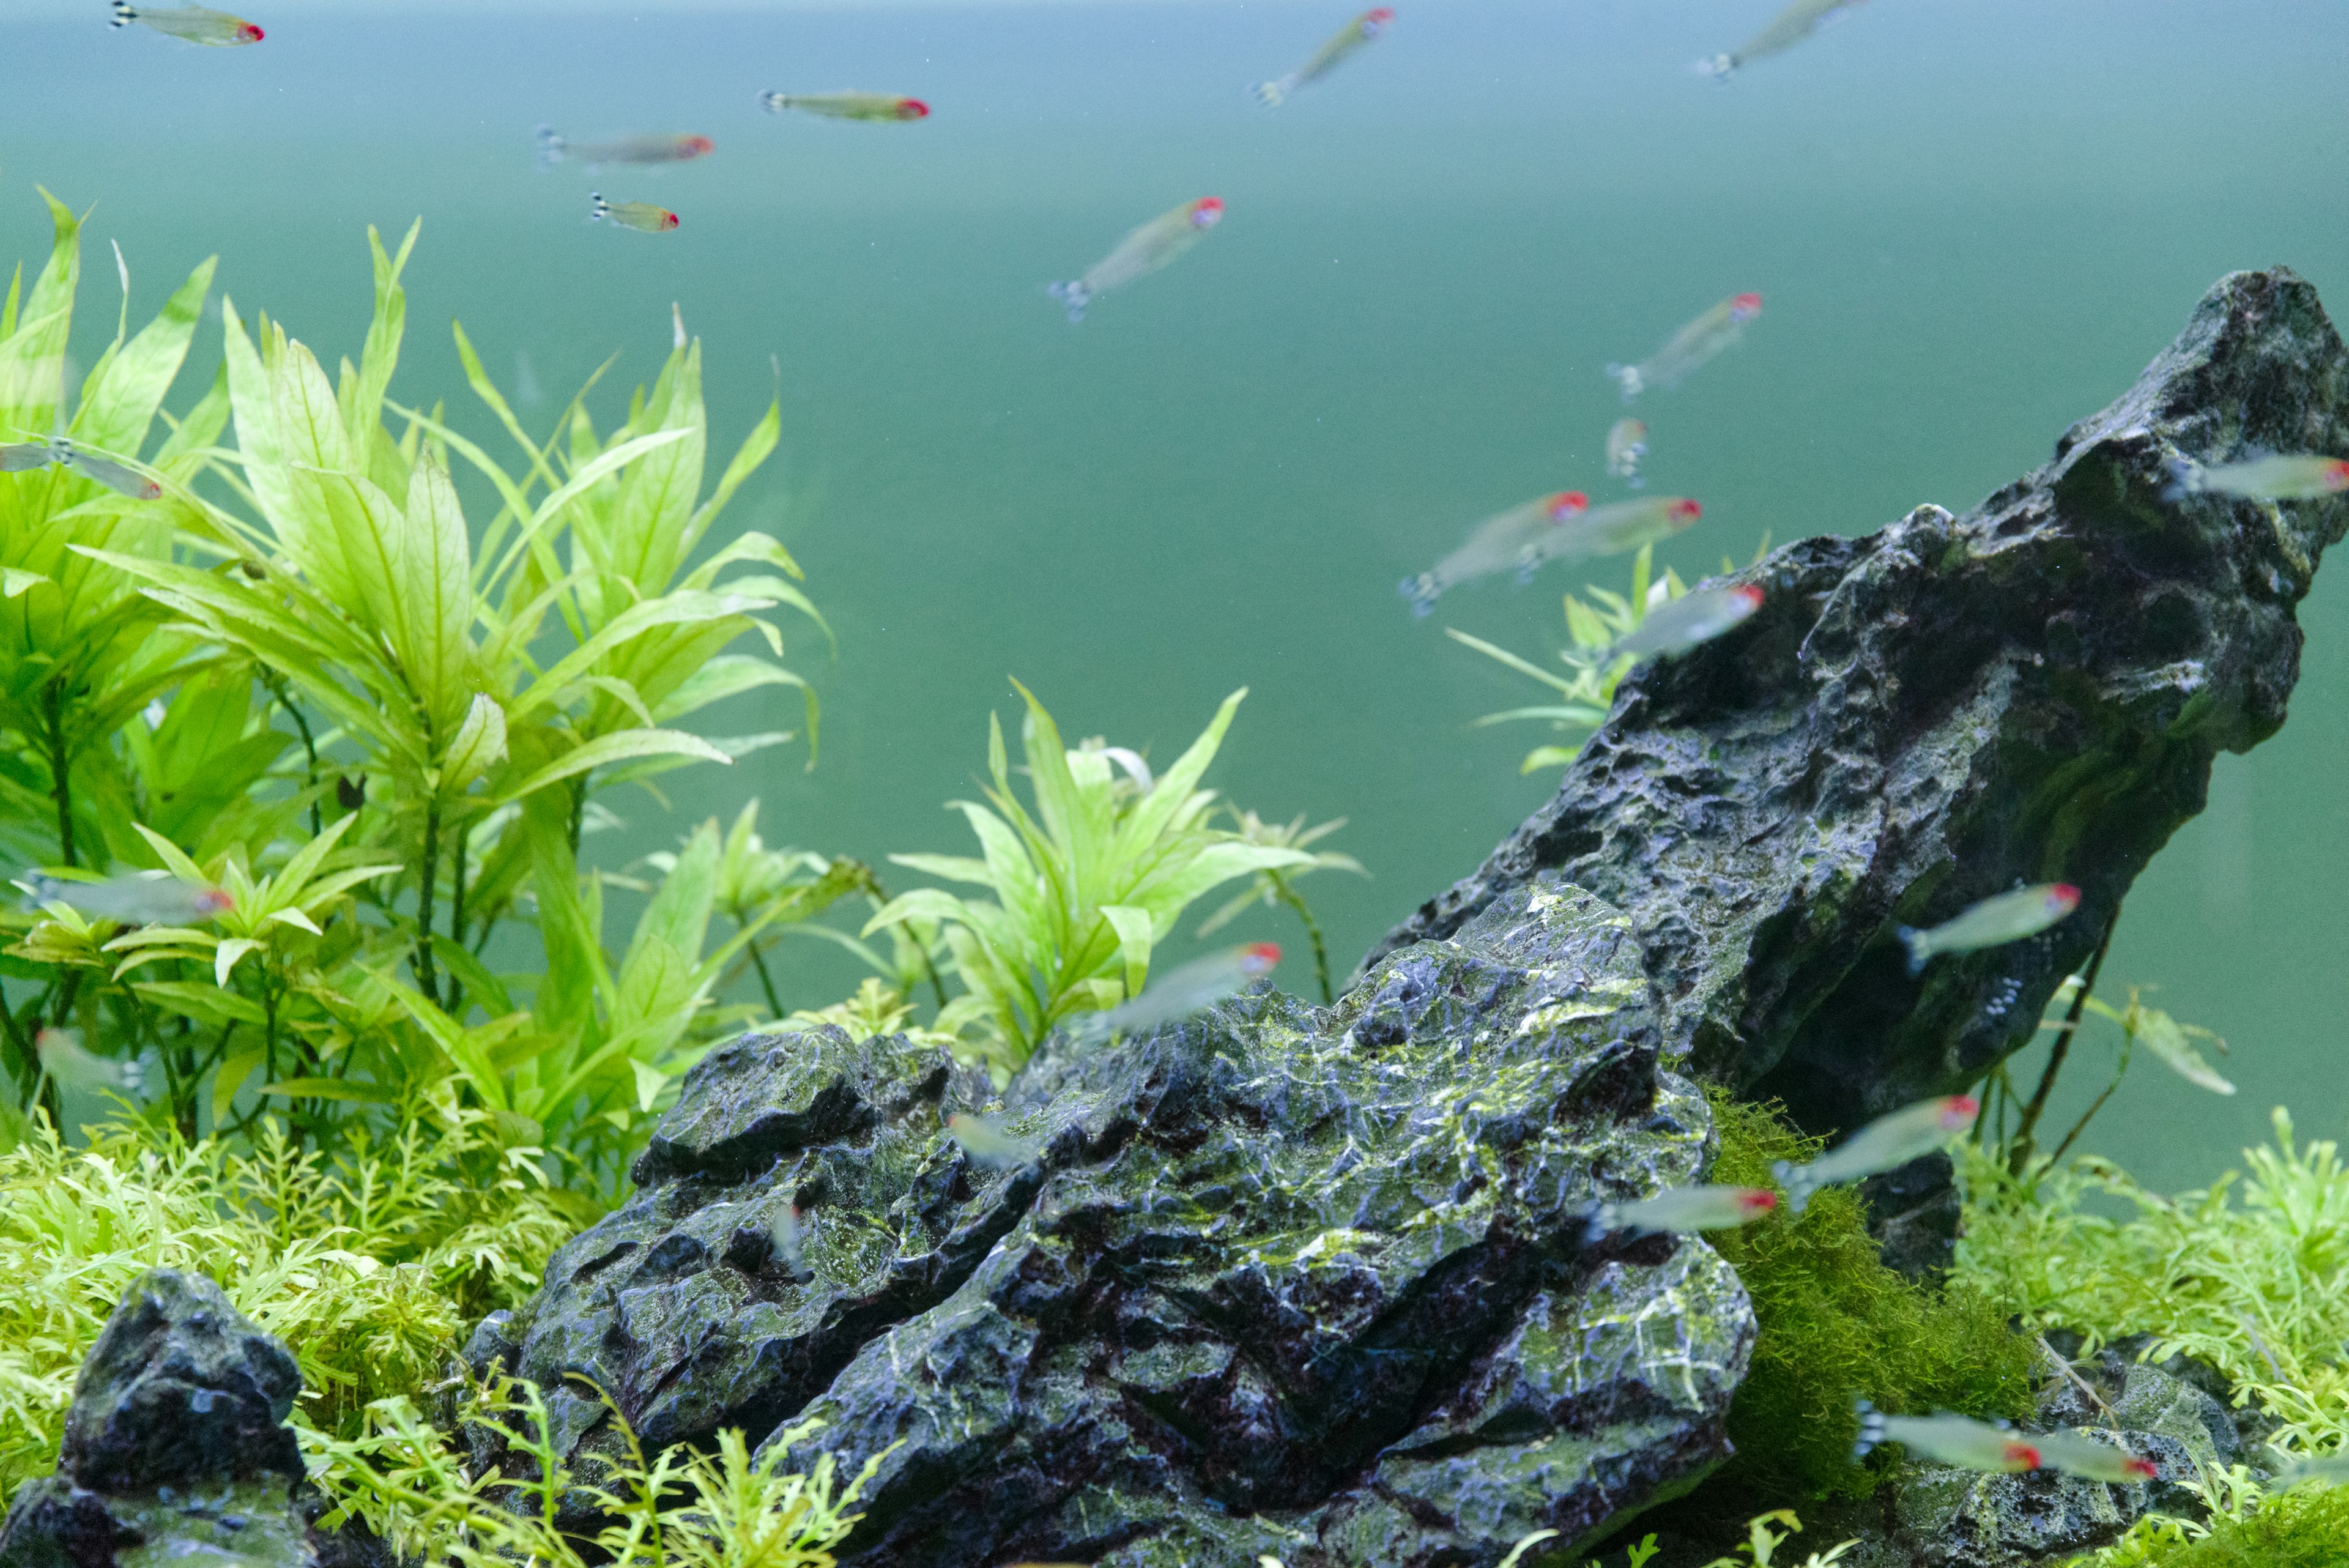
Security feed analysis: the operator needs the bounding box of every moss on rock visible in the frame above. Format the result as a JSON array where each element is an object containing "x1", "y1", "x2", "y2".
[{"x1": 1704, "y1": 1091, "x2": 2035, "y2": 1501}]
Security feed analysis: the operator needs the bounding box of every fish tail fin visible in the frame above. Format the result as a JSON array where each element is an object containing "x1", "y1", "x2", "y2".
[
  {"x1": 1851, "y1": 1399, "x2": 1885, "y2": 1460},
  {"x1": 1579, "y1": 1203, "x2": 1615, "y2": 1246},
  {"x1": 535, "y1": 125, "x2": 565, "y2": 166},
  {"x1": 1899, "y1": 926, "x2": 1931, "y2": 975},
  {"x1": 758, "y1": 91, "x2": 789, "y2": 113},
  {"x1": 1693, "y1": 53, "x2": 1736, "y2": 82},
  {"x1": 1399, "y1": 573, "x2": 1439, "y2": 618},
  {"x1": 2162, "y1": 457, "x2": 2202, "y2": 503},
  {"x1": 109, "y1": 1, "x2": 135, "y2": 26},
  {"x1": 1047, "y1": 280, "x2": 1091, "y2": 323},
  {"x1": 589, "y1": 191, "x2": 609, "y2": 223},
  {"x1": 1606, "y1": 363, "x2": 1642, "y2": 403},
  {"x1": 1251, "y1": 76, "x2": 1293, "y2": 108},
  {"x1": 1771, "y1": 1157, "x2": 1814, "y2": 1214}
]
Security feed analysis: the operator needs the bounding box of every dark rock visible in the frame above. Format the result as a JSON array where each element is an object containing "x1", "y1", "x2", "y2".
[
  {"x1": 0, "y1": 1271, "x2": 379, "y2": 1568},
  {"x1": 1371, "y1": 267, "x2": 2348, "y2": 1144},
  {"x1": 480, "y1": 270, "x2": 2345, "y2": 1567},
  {"x1": 486, "y1": 879, "x2": 1756, "y2": 1567},
  {"x1": 1859, "y1": 1154, "x2": 1963, "y2": 1282}
]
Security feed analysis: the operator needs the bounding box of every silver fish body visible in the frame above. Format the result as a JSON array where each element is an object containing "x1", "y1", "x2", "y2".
[
  {"x1": 1605, "y1": 418, "x2": 1649, "y2": 486},
  {"x1": 34, "y1": 1028, "x2": 143, "y2": 1097},
  {"x1": 1898, "y1": 883, "x2": 2079, "y2": 973},
  {"x1": 1772, "y1": 1094, "x2": 1978, "y2": 1212},
  {"x1": 1049, "y1": 198, "x2": 1224, "y2": 322},
  {"x1": 1606, "y1": 294, "x2": 1761, "y2": 401},
  {"x1": 768, "y1": 1202, "x2": 815, "y2": 1282},
  {"x1": 1528, "y1": 496, "x2": 1703, "y2": 568},
  {"x1": 1698, "y1": 0, "x2": 1865, "y2": 80},
  {"x1": 1068, "y1": 943, "x2": 1280, "y2": 1045},
  {"x1": 1591, "y1": 1183, "x2": 1776, "y2": 1241},
  {"x1": 946, "y1": 1112, "x2": 1040, "y2": 1170},
  {"x1": 1852, "y1": 1401, "x2": 2040, "y2": 1473},
  {"x1": 2031, "y1": 1429, "x2": 2156, "y2": 1483},
  {"x1": 1253, "y1": 7, "x2": 1393, "y2": 107},
  {"x1": 25, "y1": 872, "x2": 231, "y2": 926},
  {"x1": 1400, "y1": 490, "x2": 1588, "y2": 614},
  {"x1": 1607, "y1": 584, "x2": 1762, "y2": 663},
  {"x1": 2166, "y1": 453, "x2": 2349, "y2": 502}
]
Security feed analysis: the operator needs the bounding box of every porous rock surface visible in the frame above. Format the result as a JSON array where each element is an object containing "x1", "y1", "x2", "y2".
[
  {"x1": 473, "y1": 268, "x2": 2345, "y2": 1568},
  {"x1": 0, "y1": 1269, "x2": 369, "y2": 1568}
]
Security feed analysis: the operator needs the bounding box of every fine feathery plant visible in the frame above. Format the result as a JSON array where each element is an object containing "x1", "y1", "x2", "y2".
[
  {"x1": 1193, "y1": 806, "x2": 1362, "y2": 1005},
  {"x1": 311, "y1": 1375, "x2": 887, "y2": 1568},
  {"x1": 0, "y1": 193, "x2": 865, "y2": 1186},
  {"x1": 0, "y1": 1096, "x2": 576, "y2": 1499},
  {"x1": 1448, "y1": 538, "x2": 1767, "y2": 775},
  {"x1": 865, "y1": 682, "x2": 1321, "y2": 1072}
]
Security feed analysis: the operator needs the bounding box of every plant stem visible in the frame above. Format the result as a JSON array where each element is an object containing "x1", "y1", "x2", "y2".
[
  {"x1": 415, "y1": 799, "x2": 442, "y2": 1009},
  {"x1": 445, "y1": 818, "x2": 470, "y2": 1019},
  {"x1": 1267, "y1": 872, "x2": 1334, "y2": 1006},
  {"x1": 2048, "y1": 1038, "x2": 2132, "y2": 1169},
  {"x1": 746, "y1": 935, "x2": 786, "y2": 1019},
  {"x1": 0, "y1": 983, "x2": 36, "y2": 1107},
  {"x1": 41, "y1": 676, "x2": 75, "y2": 868},
  {"x1": 264, "y1": 671, "x2": 323, "y2": 838},
  {"x1": 2008, "y1": 923, "x2": 2116, "y2": 1176}
]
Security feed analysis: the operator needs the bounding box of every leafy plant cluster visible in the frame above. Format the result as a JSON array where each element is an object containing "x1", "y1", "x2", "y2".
[
  {"x1": 0, "y1": 1096, "x2": 573, "y2": 1499},
  {"x1": 313, "y1": 1376, "x2": 883, "y2": 1568},
  {"x1": 1448, "y1": 538, "x2": 1767, "y2": 775},
  {"x1": 0, "y1": 191, "x2": 866, "y2": 1184}
]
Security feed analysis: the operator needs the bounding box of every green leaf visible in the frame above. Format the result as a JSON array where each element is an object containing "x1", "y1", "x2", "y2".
[
  {"x1": 392, "y1": 445, "x2": 475, "y2": 729},
  {"x1": 491, "y1": 727, "x2": 731, "y2": 807},
  {"x1": 73, "y1": 254, "x2": 217, "y2": 458},
  {"x1": 442, "y1": 693, "x2": 508, "y2": 795},
  {"x1": 212, "y1": 1044, "x2": 265, "y2": 1123},
  {"x1": 1098, "y1": 904, "x2": 1154, "y2": 1000},
  {"x1": 133, "y1": 981, "x2": 267, "y2": 1028},
  {"x1": 260, "y1": 1077, "x2": 396, "y2": 1104}
]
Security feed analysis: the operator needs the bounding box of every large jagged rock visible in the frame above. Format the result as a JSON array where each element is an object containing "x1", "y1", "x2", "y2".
[
  {"x1": 0, "y1": 1270, "x2": 374, "y2": 1568},
  {"x1": 1375, "y1": 266, "x2": 2348, "y2": 1142},
  {"x1": 476, "y1": 268, "x2": 2345, "y2": 1568}
]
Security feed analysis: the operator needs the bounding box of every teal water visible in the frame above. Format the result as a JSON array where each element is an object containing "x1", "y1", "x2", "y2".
[{"x1": 5, "y1": 0, "x2": 2347, "y2": 1191}]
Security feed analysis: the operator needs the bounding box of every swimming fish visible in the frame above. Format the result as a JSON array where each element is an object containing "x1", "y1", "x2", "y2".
[
  {"x1": 2031, "y1": 1429, "x2": 2158, "y2": 1484},
  {"x1": 34, "y1": 1029, "x2": 143, "y2": 1097},
  {"x1": 24, "y1": 872, "x2": 232, "y2": 926},
  {"x1": 1527, "y1": 496, "x2": 1704, "y2": 569},
  {"x1": 1772, "y1": 1094, "x2": 1979, "y2": 1213},
  {"x1": 945, "y1": 1112, "x2": 1040, "y2": 1170},
  {"x1": 1586, "y1": 1184, "x2": 1777, "y2": 1243},
  {"x1": 768, "y1": 1202, "x2": 815, "y2": 1282},
  {"x1": 2271, "y1": 1452, "x2": 2349, "y2": 1490},
  {"x1": 1607, "y1": 584, "x2": 1763, "y2": 664},
  {"x1": 1400, "y1": 490, "x2": 1590, "y2": 615},
  {"x1": 536, "y1": 127, "x2": 714, "y2": 168},
  {"x1": 1898, "y1": 883, "x2": 2080, "y2": 974},
  {"x1": 48, "y1": 439, "x2": 163, "y2": 500},
  {"x1": 591, "y1": 193, "x2": 680, "y2": 234},
  {"x1": 1252, "y1": 8, "x2": 1394, "y2": 108},
  {"x1": 759, "y1": 92, "x2": 930, "y2": 123},
  {"x1": 1852, "y1": 1402, "x2": 2041, "y2": 1473},
  {"x1": 1068, "y1": 942, "x2": 1281, "y2": 1045},
  {"x1": 1697, "y1": 0, "x2": 1866, "y2": 81},
  {"x1": 1607, "y1": 294, "x2": 1762, "y2": 402},
  {"x1": 1606, "y1": 418, "x2": 1649, "y2": 487},
  {"x1": 109, "y1": 1, "x2": 262, "y2": 44},
  {"x1": 1, "y1": 443, "x2": 53, "y2": 474},
  {"x1": 2164, "y1": 454, "x2": 2349, "y2": 502},
  {"x1": 1048, "y1": 197, "x2": 1225, "y2": 324}
]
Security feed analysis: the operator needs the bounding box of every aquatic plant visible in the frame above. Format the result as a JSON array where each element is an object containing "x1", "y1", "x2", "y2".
[
  {"x1": 1192, "y1": 805, "x2": 1363, "y2": 1003},
  {"x1": 312, "y1": 1375, "x2": 884, "y2": 1568},
  {"x1": 1450, "y1": 540, "x2": 1764, "y2": 774},
  {"x1": 0, "y1": 1096, "x2": 575, "y2": 1498},
  {"x1": 2057, "y1": 1465, "x2": 2349, "y2": 1567},
  {"x1": 0, "y1": 196, "x2": 858, "y2": 1184},
  {"x1": 1707, "y1": 1090, "x2": 2036, "y2": 1501},
  {"x1": 1582, "y1": 1509, "x2": 1856, "y2": 1568},
  {"x1": 866, "y1": 681, "x2": 1316, "y2": 1071}
]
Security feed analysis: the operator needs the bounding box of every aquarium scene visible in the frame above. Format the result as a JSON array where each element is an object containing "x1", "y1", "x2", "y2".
[{"x1": 3, "y1": 1, "x2": 2348, "y2": 1564}]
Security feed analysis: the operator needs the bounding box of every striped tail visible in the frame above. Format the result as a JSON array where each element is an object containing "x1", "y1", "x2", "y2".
[
  {"x1": 1693, "y1": 53, "x2": 1737, "y2": 82},
  {"x1": 1251, "y1": 75, "x2": 1296, "y2": 108},
  {"x1": 535, "y1": 125, "x2": 566, "y2": 167},
  {"x1": 2161, "y1": 458, "x2": 2203, "y2": 503},
  {"x1": 1771, "y1": 1156, "x2": 1819, "y2": 1214},
  {"x1": 1898, "y1": 925, "x2": 1932, "y2": 975},
  {"x1": 1851, "y1": 1399, "x2": 1887, "y2": 1460},
  {"x1": 1399, "y1": 573, "x2": 1439, "y2": 618},
  {"x1": 1047, "y1": 280, "x2": 1091, "y2": 324},
  {"x1": 1606, "y1": 362, "x2": 1644, "y2": 403},
  {"x1": 109, "y1": 1, "x2": 136, "y2": 26}
]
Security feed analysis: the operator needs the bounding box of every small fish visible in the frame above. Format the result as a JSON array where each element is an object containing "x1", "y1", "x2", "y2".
[
  {"x1": 536, "y1": 127, "x2": 713, "y2": 168},
  {"x1": 1772, "y1": 1094, "x2": 1979, "y2": 1213},
  {"x1": 1400, "y1": 490, "x2": 1590, "y2": 615},
  {"x1": 768, "y1": 1202, "x2": 815, "y2": 1282},
  {"x1": 110, "y1": 0, "x2": 262, "y2": 43},
  {"x1": 945, "y1": 1112, "x2": 1040, "y2": 1170},
  {"x1": 1, "y1": 442, "x2": 54, "y2": 474},
  {"x1": 1607, "y1": 584, "x2": 1763, "y2": 664},
  {"x1": 590, "y1": 193, "x2": 680, "y2": 234},
  {"x1": 1252, "y1": 7, "x2": 1394, "y2": 108},
  {"x1": 2271, "y1": 1452, "x2": 2349, "y2": 1490},
  {"x1": 1852, "y1": 1402, "x2": 2040, "y2": 1473},
  {"x1": 1607, "y1": 293, "x2": 1763, "y2": 402},
  {"x1": 1048, "y1": 197, "x2": 1225, "y2": 324},
  {"x1": 1586, "y1": 1184, "x2": 1777, "y2": 1242},
  {"x1": 2031, "y1": 1429, "x2": 2158, "y2": 1484},
  {"x1": 1069, "y1": 942, "x2": 1281, "y2": 1044},
  {"x1": 34, "y1": 1029, "x2": 143, "y2": 1097},
  {"x1": 1898, "y1": 883, "x2": 2080, "y2": 974},
  {"x1": 759, "y1": 92, "x2": 930, "y2": 123},
  {"x1": 1697, "y1": 0, "x2": 1866, "y2": 81},
  {"x1": 1528, "y1": 496, "x2": 1704, "y2": 569},
  {"x1": 2164, "y1": 454, "x2": 2349, "y2": 502},
  {"x1": 48, "y1": 439, "x2": 163, "y2": 500},
  {"x1": 1606, "y1": 418, "x2": 1649, "y2": 487},
  {"x1": 23, "y1": 871, "x2": 232, "y2": 926}
]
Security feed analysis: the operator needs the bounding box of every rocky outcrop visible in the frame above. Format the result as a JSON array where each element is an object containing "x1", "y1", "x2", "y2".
[
  {"x1": 1375, "y1": 266, "x2": 2349, "y2": 1142},
  {"x1": 0, "y1": 1271, "x2": 368, "y2": 1568},
  {"x1": 469, "y1": 268, "x2": 2345, "y2": 1568}
]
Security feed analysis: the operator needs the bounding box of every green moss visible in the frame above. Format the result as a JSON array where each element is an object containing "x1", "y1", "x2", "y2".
[
  {"x1": 2072, "y1": 1484, "x2": 2349, "y2": 1567},
  {"x1": 1705, "y1": 1089, "x2": 2036, "y2": 1500}
]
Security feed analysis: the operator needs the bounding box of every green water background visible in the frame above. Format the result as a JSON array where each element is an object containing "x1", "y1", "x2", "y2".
[{"x1": 4, "y1": 0, "x2": 2346, "y2": 1191}]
